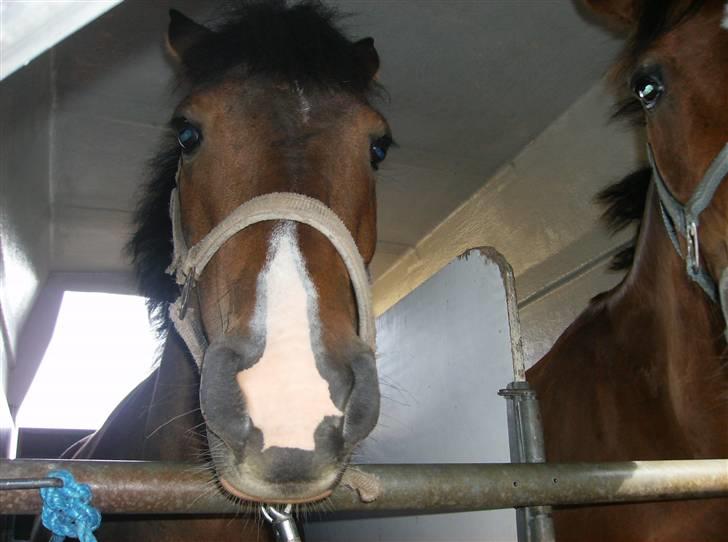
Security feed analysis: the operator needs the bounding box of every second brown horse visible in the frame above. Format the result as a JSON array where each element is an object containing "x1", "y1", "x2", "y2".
[{"x1": 528, "y1": 1, "x2": 728, "y2": 540}]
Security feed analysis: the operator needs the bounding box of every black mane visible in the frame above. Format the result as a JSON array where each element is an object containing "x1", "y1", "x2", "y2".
[
  {"x1": 596, "y1": 168, "x2": 651, "y2": 271},
  {"x1": 127, "y1": 1, "x2": 379, "y2": 333}
]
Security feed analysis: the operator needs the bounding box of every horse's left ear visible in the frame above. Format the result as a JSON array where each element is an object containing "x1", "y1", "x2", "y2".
[
  {"x1": 582, "y1": 0, "x2": 637, "y2": 28},
  {"x1": 166, "y1": 9, "x2": 213, "y2": 65},
  {"x1": 354, "y1": 37, "x2": 380, "y2": 81}
]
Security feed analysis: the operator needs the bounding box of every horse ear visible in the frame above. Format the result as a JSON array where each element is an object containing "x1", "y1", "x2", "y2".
[
  {"x1": 582, "y1": 0, "x2": 637, "y2": 28},
  {"x1": 354, "y1": 37, "x2": 380, "y2": 81},
  {"x1": 166, "y1": 9, "x2": 212, "y2": 64}
]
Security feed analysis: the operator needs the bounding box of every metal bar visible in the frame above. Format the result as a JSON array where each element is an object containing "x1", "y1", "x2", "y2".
[
  {"x1": 0, "y1": 478, "x2": 63, "y2": 491},
  {"x1": 0, "y1": 459, "x2": 726, "y2": 516}
]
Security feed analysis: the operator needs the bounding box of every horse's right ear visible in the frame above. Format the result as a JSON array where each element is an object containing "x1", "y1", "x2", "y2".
[
  {"x1": 354, "y1": 37, "x2": 380, "y2": 81},
  {"x1": 582, "y1": 0, "x2": 637, "y2": 28},
  {"x1": 166, "y1": 9, "x2": 212, "y2": 65}
]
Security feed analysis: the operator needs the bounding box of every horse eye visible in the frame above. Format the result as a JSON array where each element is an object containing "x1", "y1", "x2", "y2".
[
  {"x1": 632, "y1": 74, "x2": 664, "y2": 110},
  {"x1": 370, "y1": 135, "x2": 392, "y2": 170},
  {"x1": 177, "y1": 122, "x2": 202, "y2": 153}
]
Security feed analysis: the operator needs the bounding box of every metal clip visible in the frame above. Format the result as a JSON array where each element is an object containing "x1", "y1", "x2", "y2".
[
  {"x1": 178, "y1": 275, "x2": 196, "y2": 320},
  {"x1": 687, "y1": 220, "x2": 700, "y2": 276},
  {"x1": 261, "y1": 504, "x2": 301, "y2": 542}
]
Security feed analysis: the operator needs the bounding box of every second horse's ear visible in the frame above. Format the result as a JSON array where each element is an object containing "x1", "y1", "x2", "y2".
[
  {"x1": 166, "y1": 9, "x2": 213, "y2": 65},
  {"x1": 582, "y1": 0, "x2": 637, "y2": 28},
  {"x1": 354, "y1": 37, "x2": 380, "y2": 81}
]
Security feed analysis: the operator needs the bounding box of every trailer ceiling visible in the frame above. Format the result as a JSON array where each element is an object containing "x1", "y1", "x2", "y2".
[{"x1": 44, "y1": 0, "x2": 621, "y2": 278}]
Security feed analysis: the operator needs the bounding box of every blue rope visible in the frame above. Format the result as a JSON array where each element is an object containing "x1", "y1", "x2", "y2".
[{"x1": 40, "y1": 470, "x2": 101, "y2": 542}]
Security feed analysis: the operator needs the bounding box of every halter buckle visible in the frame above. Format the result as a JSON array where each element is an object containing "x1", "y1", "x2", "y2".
[
  {"x1": 261, "y1": 504, "x2": 300, "y2": 542},
  {"x1": 178, "y1": 276, "x2": 196, "y2": 320},
  {"x1": 686, "y1": 220, "x2": 700, "y2": 277}
]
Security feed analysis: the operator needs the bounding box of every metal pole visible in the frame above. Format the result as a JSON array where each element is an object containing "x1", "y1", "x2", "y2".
[
  {"x1": 0, "y1": 478, "x2": 63, "y2": 491},
  {"x1": 500, "y1": 383, "x2": 554, "y2": 542},
  {"x1": 0, "y1": 459, "x2": 726, "y2": 515},
  {"x1": 497, "y1": 254, "x2": 555, "y2": 542}
]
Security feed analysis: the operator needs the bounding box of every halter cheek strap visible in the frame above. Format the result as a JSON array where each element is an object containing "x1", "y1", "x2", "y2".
[
  {"x1": 165, "y1": 183, "x2": 376, "y2": 367},
  {"x1": 649, "y1": 143, "x2": 728, "y2": 302}
]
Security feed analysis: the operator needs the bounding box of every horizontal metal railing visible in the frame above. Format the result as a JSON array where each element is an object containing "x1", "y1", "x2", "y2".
[{"x1": 1, "y1": 459, "x2": 726, "y2": 515}]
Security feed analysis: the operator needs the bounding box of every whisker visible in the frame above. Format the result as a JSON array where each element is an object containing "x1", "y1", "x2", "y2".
[{"x1": 145, "y1": 407, "x2": 203, "y2": 439}]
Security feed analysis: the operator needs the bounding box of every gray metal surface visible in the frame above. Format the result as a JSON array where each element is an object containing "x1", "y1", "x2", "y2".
[
  {"x1": 3, "y1": 459, "x2": 727, "y2": 515},
  {"x1": 306, "y1": 248, "x2": 518, "y2": 541}
]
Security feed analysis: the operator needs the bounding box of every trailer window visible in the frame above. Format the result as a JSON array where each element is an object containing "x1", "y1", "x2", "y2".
[{"x1": 15, "y1": 291, "x2": 159, "y2": 430}]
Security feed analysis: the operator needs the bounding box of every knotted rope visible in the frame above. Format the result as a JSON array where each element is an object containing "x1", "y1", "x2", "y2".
[{"x1": 40, "y1": 470, "x2": 101, "y2": 542}]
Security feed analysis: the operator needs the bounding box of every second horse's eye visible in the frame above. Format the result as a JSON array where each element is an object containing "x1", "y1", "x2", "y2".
[
  {"x1": 370, "y1": 135, "x2": 393, "y2": 170},
  {"x1": 631, "y1": 72, "x2": 664, "y2": 111},
  {"x1": 176, "y1": 122, "x2": 202, "y2": 153}
]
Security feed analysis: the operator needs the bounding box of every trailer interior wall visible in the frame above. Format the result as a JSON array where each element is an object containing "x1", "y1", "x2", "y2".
[
  {"x1": 0, "y1": 53, "x2": 53, "y2": 455},
  {"x1": 372, "y1": 81, "x2": 645, "y2": 367}
]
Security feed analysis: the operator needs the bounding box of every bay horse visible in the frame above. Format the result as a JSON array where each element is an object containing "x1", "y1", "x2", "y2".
[
  {"x1": 527, "y1": 0, "x2": 728, "y2": 540},
  {"x1": 33, "y1": 2, "x2": 391, "y2": 540}
]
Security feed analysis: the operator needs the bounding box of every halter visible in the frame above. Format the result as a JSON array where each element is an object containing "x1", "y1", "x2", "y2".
[
  {"x1": 165, "y1": 166, "x2": 376, "y2": 367},
  {"x1": 649, "y1": 143, "x2": 728, "y2": 302}
]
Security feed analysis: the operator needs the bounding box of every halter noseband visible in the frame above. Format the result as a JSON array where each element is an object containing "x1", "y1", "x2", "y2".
[
  {"x1": 649, "y1": 143, "x2": 728, "y2": 302},
  {"x1": 165, "y1": 172, "x2": 376, "y2": 367}
]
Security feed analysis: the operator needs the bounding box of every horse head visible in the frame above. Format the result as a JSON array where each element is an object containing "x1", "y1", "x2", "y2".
[
  {"x1": 585, "y1": 0, "x2": 728, "y2": 326},
  {"x1": 132, "y1": 1, "x2": 391, "y2": 504}
]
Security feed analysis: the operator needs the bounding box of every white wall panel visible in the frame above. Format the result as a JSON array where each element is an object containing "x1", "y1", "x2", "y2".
[{"x1": 0, "y1": 53, "x2": 52, "y2": 405}]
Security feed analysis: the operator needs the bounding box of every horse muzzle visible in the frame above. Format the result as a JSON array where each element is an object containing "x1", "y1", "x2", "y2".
[{"x1": 200, "y1": 335, "x2": 379, "y2": 503}]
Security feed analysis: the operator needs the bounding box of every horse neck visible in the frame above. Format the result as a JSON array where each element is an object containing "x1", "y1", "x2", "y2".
[
  {"x1": 606, "y1": 188, "x2": 728, "y2": 455},
  {"x1": 142, "y1": 329, "x2": 206, "y2": 461}
]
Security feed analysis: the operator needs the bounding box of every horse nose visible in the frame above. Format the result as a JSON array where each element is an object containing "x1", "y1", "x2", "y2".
[
  {"x1": 199, "y1": 335, "x2": 379, "y2": 501},
  {"x1": 200, "y1": 336, "x2": 379, "y2": 454}
]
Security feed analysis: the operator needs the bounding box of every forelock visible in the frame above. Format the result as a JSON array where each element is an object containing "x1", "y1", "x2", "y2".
[{"x1": 178, "y1": 1, "x2": 377, "y2": 96}]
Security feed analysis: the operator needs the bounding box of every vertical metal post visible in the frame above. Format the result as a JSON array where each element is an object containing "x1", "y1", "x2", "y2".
[
  {"x1": 500, "y1": 382, "x2": 555, "y2": 542},
  {"x1": 496, "y1": 252, "x2": 555, "y2": 542}
]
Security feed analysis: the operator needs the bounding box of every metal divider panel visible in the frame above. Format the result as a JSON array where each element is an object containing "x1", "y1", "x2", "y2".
[{"x1": 305, "y1": 247, "x2": 518, "y2": 541}]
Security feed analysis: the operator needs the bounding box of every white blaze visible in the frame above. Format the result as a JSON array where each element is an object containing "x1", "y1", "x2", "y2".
[
  {"x1": 238, "y1": 224, "x2": 342, "y2": 451},
  {"x1": 723, "y1": 2, "x2": 728, "y2": 29}
]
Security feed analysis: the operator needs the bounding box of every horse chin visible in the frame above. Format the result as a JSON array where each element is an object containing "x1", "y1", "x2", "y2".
[
  {"x1": 207, "y1": 430, "x2": 345, "y2": 504},
  {"x1": 215, "y1": 458, "x2": 341, "y2": 504},
  {"x1": 218, "y1": 476, "x2": 334, "y2": 504}
]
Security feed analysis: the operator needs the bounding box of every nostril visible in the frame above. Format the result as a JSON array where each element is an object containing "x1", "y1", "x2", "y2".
[{"x1": 200, "y1": 339, "x2": 264, "y2": 452}]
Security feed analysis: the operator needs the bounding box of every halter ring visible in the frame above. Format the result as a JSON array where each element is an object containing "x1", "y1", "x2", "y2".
[
  {"x1": 687, "y1": 220, "x2": 700, "y2": 276},
  {"x1": 261, "y1": 504, "x2": 300, "y2": 542}
]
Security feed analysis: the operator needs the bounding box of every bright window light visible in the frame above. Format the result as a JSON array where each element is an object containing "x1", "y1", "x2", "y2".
[{"x1": 15, "y1": 291, "x2": 160, "y2": 430}]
